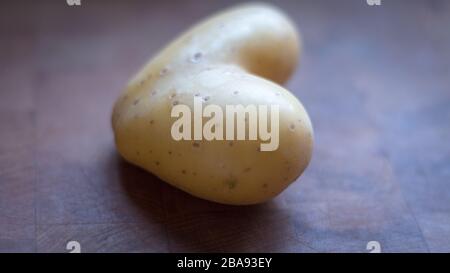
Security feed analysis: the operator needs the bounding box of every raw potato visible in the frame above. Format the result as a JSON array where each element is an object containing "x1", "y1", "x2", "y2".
[{"x1": 112, "y1": 3, "x2": 313, "y2": 205}]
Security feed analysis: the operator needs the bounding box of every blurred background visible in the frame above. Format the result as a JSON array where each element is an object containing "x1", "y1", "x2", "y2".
[{"x1": 0, "y1": 0, "x2": 449, "y2": 252}]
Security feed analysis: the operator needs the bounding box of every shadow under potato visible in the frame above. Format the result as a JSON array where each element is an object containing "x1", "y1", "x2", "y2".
[{"x1": 114, "y1": 152, "x2": 295, "y2": 252}]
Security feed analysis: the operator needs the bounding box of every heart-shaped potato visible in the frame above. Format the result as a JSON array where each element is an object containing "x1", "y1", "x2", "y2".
[{"x1": 112, "y1": 3, "x2": 313, "y2": 205}]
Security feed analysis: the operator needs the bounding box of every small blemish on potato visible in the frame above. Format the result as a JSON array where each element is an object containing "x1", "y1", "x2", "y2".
[
  {"x1": 190, "y1": 52, "x2": 203, "y2": 63},
  {"x1": 149, "y1": 150, "x2": 153, "y2": 154},
  {"x1": 155, "y1": 161, "x2": 160, "y2": 166},
  {"x1": 133, "y1": 99, "x2": 140, "y2": 105},
  {"x1": 168, "y1": 151, "x2": 172, "y2": 155},
  {"x1": 225, "y1": 179, "x2": 237, "y2": 189},
  {"x1": 228, "y1": 141, "x2": 233, "y2": 147},
  {"x1": 193, "y1": 172, "x2": 197, "y2": 176},
  {"x1": 243, "y1": 167, "x2": 252, "y2": 173},
  {"x1": 181, "y1": 169, "x2": 187, "y2": 174},
  {"x1": 150, "y1": 120, "x2": 154, "y2": 125},
  {"x1": 262, "y1": 183, "x2": 268, "y2": 188},
  {"x1": 160, "y1": 67, "x2": 168, "y2": 76}
]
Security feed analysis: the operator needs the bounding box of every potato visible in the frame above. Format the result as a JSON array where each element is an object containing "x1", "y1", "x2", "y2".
[{"x1": 111, "y1": 3, "x2": 313, "y2": 205}]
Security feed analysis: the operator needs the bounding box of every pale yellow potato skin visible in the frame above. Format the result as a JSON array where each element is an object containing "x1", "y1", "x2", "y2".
[{"x1": 112, "y1": 3, "x2": 313, "y2": 205}]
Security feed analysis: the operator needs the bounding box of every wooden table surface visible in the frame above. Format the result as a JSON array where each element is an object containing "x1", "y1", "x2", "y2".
[{"x1": 1, "y1": 0, "x2": 449, "y2": 253}]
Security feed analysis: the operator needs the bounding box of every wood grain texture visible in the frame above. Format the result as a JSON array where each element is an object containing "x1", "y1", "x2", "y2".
[{"x1": 1, "y1": 0, "x2": 449, "y2": 253}]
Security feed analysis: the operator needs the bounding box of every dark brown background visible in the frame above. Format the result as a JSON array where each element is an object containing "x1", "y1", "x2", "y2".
[{"x1": 1, "y1": 0, "x2": 449, "y2": 252}]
